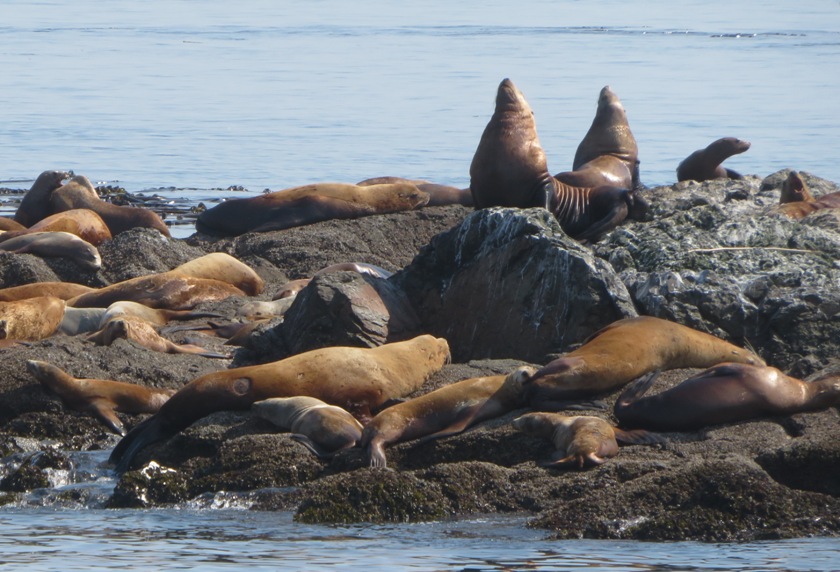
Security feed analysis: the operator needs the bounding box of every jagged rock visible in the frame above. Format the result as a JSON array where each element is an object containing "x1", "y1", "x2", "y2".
[{"x1": 107, "y1": 461, "x2": 190, "y2": 508}]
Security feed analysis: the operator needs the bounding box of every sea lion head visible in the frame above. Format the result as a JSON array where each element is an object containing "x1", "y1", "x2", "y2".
[
  {"x1": 780, "y1": 170, "x2": 813, "y2": 203},
  {"x1": 495, "y1": 78, "x2": 533, "y2": 116}
]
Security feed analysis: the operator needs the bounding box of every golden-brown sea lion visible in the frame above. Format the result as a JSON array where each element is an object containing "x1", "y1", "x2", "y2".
[
  {"x1": 0, "y1": 231, "x2": 101, "y2": 271},
  {"x1": 774, "y1": 170, "x2": 840, "y2": 219},
  {"x1": 0, "y1": 282, "x2": 96, "y2": 302},
  {"x1": 512, "y1": 412, "x2": 661, "y2": 469},
  {"x1": 0, "y1": 209, "x2": 112, "y2": 246},
  {"x1": 100, "y1": 300, "x2": 224, "y2": 328},
  {"x1": 168, "y1": 253, "x2": 264, "y2": 296},
  {"x1": 614, "y1": 363, "x2": 840, "y2": 431},
  {"x1": 67, "y1": 274, "x2": 245, "y2": 310},
  {"x1": 195, "y1": 182, "x2": 430, "y2": 236},
  {"x1": 0, "y1": 217, "x2": 26, "y2": 232},
  {"x1": 676, "y1": 137, "x2": 751, "y2": 182},
  {"x1": 49, "y1": 174, "x2": 171, "y2": 237},
  {"x1": 13, "y1": 170, "x2": 72, "y2": 227},
  {"x1": 550, "y1": 182, "x2": 649, "y2": 243},
  {"x1": 85, "y1": 314, "x2": 229, "y2": 358},
  {"x1": 26, "y1": 360, "x2": 175, "y2": 435},
  {"x1": 523, "y1": 316, "x2": 765, "y2": 408},
  {"x1": 252, "y1": 396, "x2": 364, "y2": 458},
  {"x1": 357, "y1": 176, "x2": 473, "y2": 207},
  {"x1": 0, "y1": 296, "x2": 65, "y2": 341},
  {"x1": 360, "y1": 365, "x2": 536, "y2": 469},
  {"x1": 109, "y1": 334, "x2": 451, "y2": 471}
]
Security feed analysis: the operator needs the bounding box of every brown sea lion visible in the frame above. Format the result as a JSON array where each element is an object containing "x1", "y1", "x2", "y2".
[
  {"x1": 774, "y1": 170, "x2": 840, "y2": 219},
  {"x1": 26, "y1": 360, "x2": 174, "y2": 435},
  {"x1": 0, "y1": 282, "x2": 96, "y2": 302},
  {"x1": 85, "y1": 314, "x2": 230, "y2": 358},
  {"x1": 357, "y1": 176, "x2": 473, "y2": 207},
  {"x1": 469, "y1": 78, "x2": 556, "y2": 210},
  {"x1": 100, "y1": 300, "x2": 224, "y2": 328},
  {"x1": 0, "y1": 296, "x2": 65, "y2": 341},
  {"x1": 195, "y1": 182, "x2": 430, "y2": 236},
  {"x1": 252, "y1": 396, "x2": 364, "y2": 458},
  {"x1": 109, "y1": 334, "x2": 451, "y2": 471},
  {"x1": 614, "y1": 363, "x2": 840, "y2": 431},
  {"x1": 360, "y1": 365, "x2": 536, "y2": 469},
  {"x1": 13, "y1": 170, "x2": 72, "y2": 227},
  {"x1": 512, "y1": 412, "x2": 661, "y2": 469},
  {"x1": 0, "y1": 217, "x2": 26, "y2": 232},
  {"x1": 50, "y1": 175, "x2": 171, "y2": 237},
  {"x1": 236, "y1": 297, "x2": 295, "y2": 320},
  {"x1": 555, "y1": 156, "x2": 634, "y2": 190},
  {"x1": 523, "y1": 316, "x2": 764, "y2": 409},
  {"x1": 550, "y1": 182, "x2": 649, "y2": 242},
  {"x1": 67, "y1": 274, "x2": 245, "y2": 310},
  {"x1": 676, "y1": 137, "x2": 751, "y2": 182},
  {"x1": 168, "y1": 252, "x2": 265, "y2": 296},
  {"x1": 0, "y1": 231, "x2": 101, "y2": 271},
  {"x1": 272, "y1": 279, "x2": 310, "y2": 300},
  {"x1": 0, "y1": 209, "x2": 112, "y2": 246}
]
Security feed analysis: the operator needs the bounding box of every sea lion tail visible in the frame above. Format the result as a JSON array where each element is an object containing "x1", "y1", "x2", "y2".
[{"x1": 108, "y1": 414, "x2": 171, "y2": 473}]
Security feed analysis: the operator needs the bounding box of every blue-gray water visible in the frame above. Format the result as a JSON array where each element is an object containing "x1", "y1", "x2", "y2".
[{"x1": 2, "y1": 1, "x2": 840, "y2": 568}]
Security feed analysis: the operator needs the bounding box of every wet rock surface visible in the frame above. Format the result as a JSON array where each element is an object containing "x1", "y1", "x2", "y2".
[{"x1": 1, "y1": 173, "x2": 839, "y2": 541}]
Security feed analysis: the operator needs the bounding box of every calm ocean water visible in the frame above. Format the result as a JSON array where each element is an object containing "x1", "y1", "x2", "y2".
[{"x1": 1, "y1": 1, "x2": 840, "y2": 568}]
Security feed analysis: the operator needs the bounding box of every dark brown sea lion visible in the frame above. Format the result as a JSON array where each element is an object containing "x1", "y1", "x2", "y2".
[
  {"x1": 168, "y1": 252, "x2": 265, "y2": 296},
  {"x1": 195, "y1": 182, "x2": 430, "y2": 236},
  {"x1": 360, "y1": 365, "x2": 536, "y2": 469},
  {"x1": 469, "y1": 78, "x2": 556, "y2": 210},
  {"x1": 512, "y1": 412, "x2": 661, "y2": 469},
  {"x1": 774, "y1": 170, "x2": 840, "y2": 219},
  {"x1": 550, "y1": 182, "x2": 649, "y2": 242},
  {"x1": 50, "y1": 175, "x2": 171, "y2": 237},
  {"x1": 252, "y1": 396, "x2": 364, "y2": 458},
  {"x1": 13, "y1": 170, "x2": 72, "y2": 227},
  {"x1": 109, "y1": 334, "x2": 451, "y2": 471},
  {"x1": 0, "y1": 208, "x2": 112, "y2": 246},
  {"x1": 0, "y1": 231, "x2": 101, "y2": 271},
  {"x1": 614, "y1": 363, "x2": 840, "y2": 431},
  {"x1": 67, "y1": 275, "x2": 245, "y2": 310},
  {"x1": 357, "y1": 176, "x2": 473, "y2": 207},
  {"x1": 676, "y1": 137, "x2": 751, "y2": 182},
  {"x1": 0, "y1": 296, "x2": 66, "y2": 341},
  {"x1": 555, "y1": 155, "x2": 634, "y2": 190},
  {"x1": 0, "y1": 217, "x2": 26, "y2": 232},
  {"x1": 523, "y1": 316, "x2": 764, "y2": 409},
  {"x1": 0, "y1": 282, "x2": 96, "y2": 302},
  {"x1": 85, "y1": 315, "x2": 229, "y2": 358},
  {"x1": 26, "y1": 360, "x2": 174, "y2": 435}
]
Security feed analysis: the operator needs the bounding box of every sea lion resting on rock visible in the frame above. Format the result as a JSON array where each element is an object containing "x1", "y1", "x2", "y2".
[
  {"x1": 252, "y1": 396, "x2": 364, "y2": 458},
  {"x1": 0, "y1": 217, "x2": 26, "y2": 232},
  {"x1": 0, "y1": 282, "x2": 96, "y2": 302},
  {"x1": 0, "y1": 208, "x2": 112, "y2": 246},
  {"x1": 26, "y1": 360, "x2": 174, "y2": 435},
  {"x1": 676, "y1": 137, "x2": 751, "y2": 182},
  {"x1": 614, "y1": 363, "x2": 840, "y2": 431},
  {"x1": 357, "y1": 176, "x2": 473, "y2": 207},
  {"x1": 109, "y1": 334, "x2": 451, "y2": 471},
  {"x1": 166, "y1": 252, "x2": 264, "y2": 296},
  {"x1": 360, "y1": 365, "x2": 536, "y2": 469},
  {"x1": 58, "y1": 301, "x2": 225, "y2": 336},
  {"x1": 85, "y1": 314, "x2": 229, "y2": 358},
  {"x1": 523, "y1": 316, "x2": 764, "y2": 409},
  {"x1": 0, "y1": 231, "x2": 101, "y2": 271},
  {"x1": 513, "y1": 412, "x2": 661, "y2": 469},
  {"x1": 271, "y1": 262, "x2": 393, "y2": 300},
  {"x1": 0, "y1": 296, "x2": 66, "y2": 341},
  {"x1": 773, "y1": 170, "x2": 840, "y2": 219},
  {"x1": 549, "y1": 181, "x2": 649, "y2": 243},
  {"x1": 13, "y1": 170, "x2": 72, "y2": 228}
]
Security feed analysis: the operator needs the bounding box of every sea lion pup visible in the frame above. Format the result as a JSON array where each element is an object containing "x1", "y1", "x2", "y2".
[
  {"x1": 0, "y1": 209, "x2": 112, "y2": 246},
  {"x1": 49, "y1": 174, "x2": 171, "y2": 237},
  {"x1": 67, "y1": 274, "x2": 246, "y2": 310},
  {"x1": 26, "y1": 360, "x2": 174, "y2": 436},
  {"x1": 13, "y1": 170, "x2": 72, "y2": 227},
  {"x1": 357, "y1": 176, "x2": 473, "y2": 207},
  {"x1": 469, "y1": 78, "x2": 556, "y2": 210},
  {"x1": 0, "y1": 282, "x2": 96, "y2": 302},
  {"x1": 109, "y1": 334, "x2": 451, "y2": 471},
  {"x1": 85, "y1": 314, "x2": 230, "y2": 358},
  {"x1": 523, "y1": 316, "x2": 765, "y2": 409},
  {"x1": 0, "y1": 217, "x2": 26, "y2": 232},
  {"x1": 168, "y1": 252, "x2": 264, "y2": 296},
  {"x1": 195, "y1": 182, "x2": 430, "y2": 236},
  {"x1": 270, "y1": 262, "x2": 394, "y2": 300},
  {"x1": 774, "y1": 170, "x2": 840, "y2": 219},
  {"x1": 676, "y1": 137, "x2": 751, "y2": 182},
  {"x1": 360, "y1": 365, "x2": 536, "y2": 469},
  {"x1": 252, "y1": 396, "x2": 364, "y2": 458},
  {"x1": 0, "y1": 296, "x2": 66, "y2": 341},
  {"x1": 512, "y1": 412, "x2": 661, "y2": 469},
  {"x1": 550, "y1": 182, "x2": 649, "y2": 243},
  {"x1": 614, "y1": 363, "x2": 840, "y2": 432},
  {"x1": 0, "y1": 231, "x2": 102, "y2": 271}
]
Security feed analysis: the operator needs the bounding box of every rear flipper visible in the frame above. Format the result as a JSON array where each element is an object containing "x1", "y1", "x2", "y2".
[
  {"x1": 108, "y1": 415, "x2": 172, "y2": 473},
  {"x1": 614, "y1": 427, "x2": 665, "y2": 446},
  {"x1": 531, "y1": 399, "x2": 608, "y2": 412},
  {"x1": 540, "y1": 451, "x2": 606, "y2": 469},
  {"x1": 290, "y1": 434, "x2": 352, "y2": 459},
  {"x1": 614, "y1": 370, "x2": 660, "y2": 410}
]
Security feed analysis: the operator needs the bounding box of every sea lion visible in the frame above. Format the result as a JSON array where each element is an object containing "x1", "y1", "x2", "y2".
[
  {"x1": 252, "y1": 396, "x2": 364, "y2": 458},
  {"x1": 57, "y1": 307, "x2": 108, "y2": 336},
  {"x1": 774, "y1": 170, "x2": 840, "y2": 219},
  {"x1": 360, "y1": 365, "x2": 536, "y2": 469},
  {"x1": 85, "y1": 314, "x2": 229, "y2": 358},
  {"x1": 357, "y1": 177, "x2": 473, "y2": 207},
  {"x1": 0, "y1": 282, "x2": 96, "y2": 302},
  {"x1": 0, "y1": 231, "x2": 101, "y2": 271},
  {"x1": 13, "y1": 170, "x2": 72, "y2": 227},
  {"x1": 195, "y1": 182, "x2": 430, "y2": 236},
  {"x1": 26, "y1": 360, "x2": 174, "y2": 435},
  {"x1": 270, "y1": 262, "x2": 394, "y2": 300},
  {"x1": 49, "y1": 174, "x2": 171, "y2": 237},
  {"x1": 614, "y1": 363, "x2": 840, "y2": 431},
  {"x1": 0, "y1": 217, "x2": 26, "y2": 232},
  {"x1": 0, "y1": 208, "x2": 112, "y2": 246},
  {"x1": 555, "y1": 155, "x2": 634, "y2": 190},
  {"x1": 99, "y1": 300, "x2": 224, "y2": 328},
  {"x1": 109, "y1": 334, "x2": 451, "y2": 471},
  {"x1": 0, "y1": 296, "x2": 65, "y2": 341},
  {"x1": 550, "y1": 182, "x2": 649, "y2": 242},
  {"x1": 523, "y1": 316, "x2": 765, "y2": 408},
  {"x1": 469, "y1": 78, "x2": 556, "y2": 210},
  {"x1": 272, "y1": 280, "x2": 310, "y2": 300},
  {"x1": 676, "y1": 137, "x2": 751, "y2": 182},
  {"x1": 168, "y1": 252, "x2": 264, "y2": 296},
  {"x1": 67, "y1": 274, "x2": 245, "y2": 310},
  {"x1": 236, "y1": 297, "x2": 295, "y2": 320},
  {"x1": 512, "y1": 412, "x2": 661, "y2": 469}
]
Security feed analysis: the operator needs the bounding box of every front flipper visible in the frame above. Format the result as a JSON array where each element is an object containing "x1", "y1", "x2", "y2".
[
  {"x1": 87, "y1": 399, "x2": 125, "y2": 436},
  {"x1": 290, "y1": 434, "x2": 337, "y2": 459}
]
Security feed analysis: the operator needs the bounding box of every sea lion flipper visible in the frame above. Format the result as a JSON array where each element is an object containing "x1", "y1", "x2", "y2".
[
  {"x1": 109, "y1": 414, "x2": 169, "y2": 472},
  {"x1": 724, "y1": 168, "x2": 744, "y2": 180},
  {"x1": 573, "y1": 202, "x2": 629, "y2": 243},
  {"x1": 414, "y1": 410, "x2": 479, "y2": 444},
  {"x1": 615, "y1": 369, "x2": 661, "y2": 409},
  {"x1": 87, "y1": 399, "x2": 125, "y2": 436},
  {"x1": 613, "y1": 428, "x2": 665, "y2": 446},
  {"x1": 290, "y1": 433, "x2": 335, "y2": 459}
]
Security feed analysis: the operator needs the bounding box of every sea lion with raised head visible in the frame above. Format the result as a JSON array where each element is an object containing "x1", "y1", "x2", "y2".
[
  {"x1": 676, "y1": 137, "x2": 751, "y2": 182},
  {"x1": 360, "y1": 365, "x2": 536, "y2": 469},
  {"x1": 0, "y1": 282, "x2": 96, "y2": 302},
  {"x1": 0, "y1": 231, "x2": 101, "y2": 271},
  {"x1": 774, "y1": 170, "x2": 840, "y2": 219},
  {"x1": 26, "y1": 360, "x2": 174, "y2": 435},
  {"x1": 0, "y1": 296, "x2": 66, "y2": 341},
  {"x1": 13, "y1": 170, "x2": 72, "y2": 227},
  {"x1": 109, "y1": 334, "x2": 451, "y2": 471},
  {"x1": 252, "y1": 396, "x2": 364, "y2": 458},
  {"x1": 0, "y1": 209, "x2": 112, "y2": 246},
  {"x1": 523, "y1": 316, "x2": 764, "y2": 409},
  {"x1": 614, "y1": 363, "x2": 840, "y2": 431}
]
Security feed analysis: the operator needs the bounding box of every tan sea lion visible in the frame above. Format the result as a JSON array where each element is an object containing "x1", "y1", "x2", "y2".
[
  {"x1": 236, "y1": 297, "x2": 295, "y2": 320},
  {"x1": 614, "y1": 363, "x2": 840, "y2": 431},
  {"x1": 195, "y1": 182, "x2": 430, "y2": 236},
  {"x1": 252, "y1": 396, "x2": 364, "y2": 458},
  {"x1": 0, "y1": 282, "x2": 96, "y2": 302},
  {"x1": 774, "y1": 170, "x2": 840, "y2": 219},
  {"x1": 26, "y1": 360, "x2": 174, "y2": 435},
  {"x1": 0, "y1": 217, "x2": 26, "y2": 232},
  {"x1": 357, "y1": 176, "x2": 473, "y2": 207},
  {"x1": 0, "y1": 208, "x2": 112, "y2": 246},
  {"x1": 67, "y1": 274, "x2": 245, "y2": 310},
  {"x1": 100, "y1": 300, "x2": 224, "y2": 328},
  {"x1": 0, "y1": 296, "x2": 65, "y2": 341},
  {"x1": 360, "y1": 365, "x2": 536, "y2": 469},
  {"x1": 0, "y1": 231, "x2": 101, "y2": 271},
  {"x1": 168, "y1": 252, "x2": 264, "y2": 296},
  {"x1": 50, "y1": 174, "x2": 171, "y2": 237},
  {"x1": 523, "y1": 316, "x2": 765, "y2": 408},
  {"x1": 85, "y1": 314, "x2": 229, "y2": 358},
  {"x1": 109, "y1": 334, "x2": 451, "y2": 471},
  {"x1": 13, "y1": 170, "x2": 72, "y2": 227},
  {"x1": 272, "y1": 279, "x2": 309, "y2": 300},
  {"x1": 512, "y1": 412, "x2": 661, "y2": 469},
  {"x1": 676, "y1": 137, "x2": 751, "y2": 182}
]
